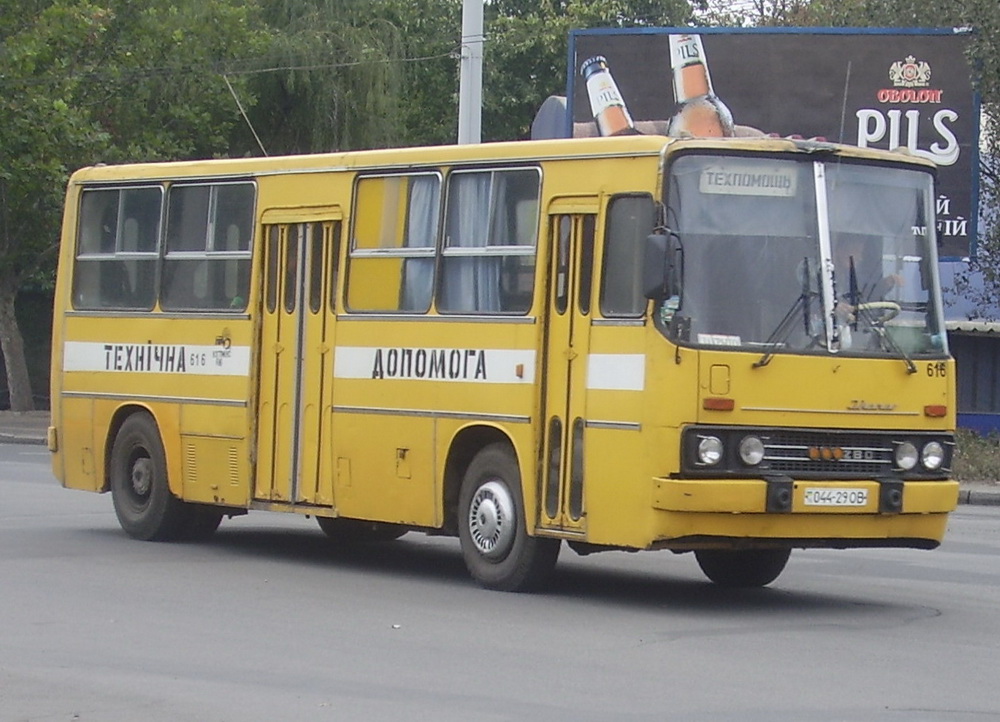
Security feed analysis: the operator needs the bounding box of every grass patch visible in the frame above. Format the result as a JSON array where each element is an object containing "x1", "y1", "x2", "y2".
[{"x1": 953, "y1": 429, "x2": 1000, "y2": 483}]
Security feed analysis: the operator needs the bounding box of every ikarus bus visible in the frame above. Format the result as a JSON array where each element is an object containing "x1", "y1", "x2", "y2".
[{"x1": 50, "y1": 134, "x2": 958, "y2": 591}]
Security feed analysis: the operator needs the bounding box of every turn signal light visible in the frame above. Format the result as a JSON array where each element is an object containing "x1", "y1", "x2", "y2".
[{"x1": 923, "y1": 405, "x2": 947, "y2": 418}]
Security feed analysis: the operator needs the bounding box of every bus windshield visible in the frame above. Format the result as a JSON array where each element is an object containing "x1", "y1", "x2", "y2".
[{"x1": 662, "y1": 153, "x2": 948, "y2": 359}]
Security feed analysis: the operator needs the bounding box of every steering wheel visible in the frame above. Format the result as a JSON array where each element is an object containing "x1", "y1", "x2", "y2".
[{"x1": 852, "y1": 301, "x2": 901, "y2": 323}]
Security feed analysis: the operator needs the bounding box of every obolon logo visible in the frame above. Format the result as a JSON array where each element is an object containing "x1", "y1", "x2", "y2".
[
  {"x1": 878, "y1": 55, "x2": 941, "y2": 104},
  {"x1": 808, "y1": 446, "x2": 876, "y2": 462},
  {"x1": 889, "y1": 55, "x2": 932, "y2": 88}
]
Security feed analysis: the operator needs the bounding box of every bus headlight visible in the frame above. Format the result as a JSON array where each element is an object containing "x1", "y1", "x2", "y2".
[
  {"x1": 895, "y1": 441, "x2": 918, "y2": 471},
  {"x1": 738, "y1": 436, "x2": 765, "y2": 466},
  {"x1": 697, "y1": 436, "x2": 724, "y2": 466},
  {"x1": 921, "y1": 441, "x2": 945, "y2": 470}
]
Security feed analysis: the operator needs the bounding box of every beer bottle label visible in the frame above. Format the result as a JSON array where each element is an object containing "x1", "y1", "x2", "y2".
[
  {"x1": 586, "y1": 74, "x2": 625, "y2": 114},
  {"x1": 670, "y1": 34, "x2": 704, "y2": 69},
  {"x1": 669, "y1": 34, "x2": 713, "y2": 100}
]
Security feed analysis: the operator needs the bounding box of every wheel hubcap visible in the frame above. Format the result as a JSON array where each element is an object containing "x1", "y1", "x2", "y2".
[
  {"x1": 130, "y1": 457, "x2": 153, "y2": 498},
  {"x1": 468, "y1": 480, "x2": 516, "y2": 560}
]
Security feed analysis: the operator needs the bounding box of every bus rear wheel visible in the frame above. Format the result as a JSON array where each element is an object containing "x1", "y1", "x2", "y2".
[
  {"x1": 181, "y1": 506, "x2": 224, "y2": 541},
  {"x1": 694, "y1": 548, "x2": 791, "y2": 588},
  {"x1": 110, "y1": 412, "x2": 191, "y2": 541},
  {"x1": 458, "y1": 443, "x2": 559, "y2": 592}
]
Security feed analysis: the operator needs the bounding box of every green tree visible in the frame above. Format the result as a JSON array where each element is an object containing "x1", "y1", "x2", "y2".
[
  {"x1": 0, "y1": 3, "x2": 110, "y2": 411},
  {"x1": 0, "y1": 0, "x2": 261, "y2": 410},
  {"x1": 243, "y1": 0, "x2": 432, "y2": 154},
  {"x1": 376, "y1": 0, "x2": 462, "y2": 147}
]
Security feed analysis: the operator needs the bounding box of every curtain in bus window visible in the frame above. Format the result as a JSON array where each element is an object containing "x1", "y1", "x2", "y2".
[
  {"x1": 441, "y1": 172, "x2": 499, "y2": 313},
  {"x1": 400, "y1": 175, "x2": 438, "y2": 311}
]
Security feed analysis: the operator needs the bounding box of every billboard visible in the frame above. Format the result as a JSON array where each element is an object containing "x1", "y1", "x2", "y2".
[{"x1": 563, "y1": 28, "x2": 979, "y2": 259}]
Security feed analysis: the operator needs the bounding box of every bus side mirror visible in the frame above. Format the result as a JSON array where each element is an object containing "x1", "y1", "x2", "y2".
[{"x1": 643, "y1": 232, "x2": 682, "y2": 301}]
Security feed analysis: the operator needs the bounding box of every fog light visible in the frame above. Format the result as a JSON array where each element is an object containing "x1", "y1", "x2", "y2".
[
  {"x1": 921, "y1": 441, "x2": 945, "y2": 470},
  {"x1": 895, "y1": 441, "x2": 918, "y2": 471},
  {"x1": 738, "y1": 436, "x2": 765, "y2": 466},
  {"x1": 697, "y1": 436, "x2": 724, "y2": 466}
]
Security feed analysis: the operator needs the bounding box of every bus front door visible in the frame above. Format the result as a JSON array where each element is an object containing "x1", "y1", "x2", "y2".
[
  {"x1": 539, "y1": 211, "x2": 596, "y2": 536},
  {"x1": 255, "y1": 220, "x2": 340, "y2": 506}
]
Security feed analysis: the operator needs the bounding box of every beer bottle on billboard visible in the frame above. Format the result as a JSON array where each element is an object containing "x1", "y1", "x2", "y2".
[
  {"x1": 667, "y1": 34, "x2": 734, "y2": 138},
  {"x1": 580, "y1": 55, "x2": 640, "y2": 137}
]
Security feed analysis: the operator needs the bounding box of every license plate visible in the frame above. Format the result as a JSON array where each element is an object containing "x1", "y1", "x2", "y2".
[{"x1": 803, "y1": 487, "x2": 869, "y2": 507}]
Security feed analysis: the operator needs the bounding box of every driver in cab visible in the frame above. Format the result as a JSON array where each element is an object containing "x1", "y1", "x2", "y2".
[{"x1": 831, "y1": 234, "x2": 902, "y2": 349}]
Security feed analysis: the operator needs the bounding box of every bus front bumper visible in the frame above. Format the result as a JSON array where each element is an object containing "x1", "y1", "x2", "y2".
[{"x1": 649, "y1": 478, "x2": 959, "y2": 550}]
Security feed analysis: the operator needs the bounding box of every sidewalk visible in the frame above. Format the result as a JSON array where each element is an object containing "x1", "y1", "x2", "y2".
[{"x1": 5, "y1": 411, "x2": 998, "y2": 505}]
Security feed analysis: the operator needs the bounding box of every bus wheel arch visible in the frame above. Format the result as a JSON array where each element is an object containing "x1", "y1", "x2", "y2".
[
  {"x1": 108, "y1": 409, "x2": 191, "y2": 541},
  {"x1": 456, "y1": 440, "x2": 560, "y2": 592},
  {"x1": 442, "y1": 425, "x2": 512, "y2": 536},
  {"x1": 103, "y1": 404, "x2": 157, "y2": 493}
]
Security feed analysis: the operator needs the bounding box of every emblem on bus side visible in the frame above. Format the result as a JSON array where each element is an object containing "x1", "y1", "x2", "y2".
[{"x1": 847, "y1": 399, "x2": 897, "y2": 412}]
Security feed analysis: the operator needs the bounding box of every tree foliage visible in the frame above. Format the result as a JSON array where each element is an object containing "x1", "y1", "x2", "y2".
[
  {"x1": 0, "y1": 0, "x2": 261, "y2": 409},
  {"x1": 241, "y1": 0, "x2": 416, "y2": 154}
]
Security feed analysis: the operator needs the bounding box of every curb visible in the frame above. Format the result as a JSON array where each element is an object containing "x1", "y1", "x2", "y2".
[
  {"x1": 0, "y1": 434, "x2": 46, "y2": 446},
  {"x1": 958, "y1": 486, "x2": 1000, "y2": 506}
]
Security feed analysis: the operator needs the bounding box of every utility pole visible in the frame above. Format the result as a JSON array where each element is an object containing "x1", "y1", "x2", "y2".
[{"x1": 457, "y1": 0, "x2": 483, "y2": 144}]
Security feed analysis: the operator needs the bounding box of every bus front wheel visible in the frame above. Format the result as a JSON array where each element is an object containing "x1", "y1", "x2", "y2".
[
  {"x1": 694, "y1": 548, "x2": 791, "y2": 588},
  {"x1": 458, "y1": 443, "x2": 559, "y2": 592},
  {"x1": 110, "y1": 412, "x2": 192, "y2": 541}
]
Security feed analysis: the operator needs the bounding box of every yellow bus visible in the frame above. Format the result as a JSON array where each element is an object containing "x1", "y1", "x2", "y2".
[{"x1": 49, "y1": 134, "x2": 959, "y2": 591}]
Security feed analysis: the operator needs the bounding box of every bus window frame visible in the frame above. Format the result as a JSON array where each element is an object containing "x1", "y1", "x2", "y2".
[
  {"x1": 160, "y1": 180, "x2": 256, "y2": 313},
  {"x1": 345, "y1": 170, "x2": 443, "y2": 314},
  {"x1": 72, "y1": 184, "x2": 164, "y2": 312},
  {"x1": 437, "y1": 165, "x2": 541, "y2": 316},
  {"x1": 599, "y1": 192, "x2": 657, "y2": 319}
]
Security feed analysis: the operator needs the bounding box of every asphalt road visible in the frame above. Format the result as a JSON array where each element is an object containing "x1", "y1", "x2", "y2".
[{"x1": 2, "y1": 443, "x2": 999, "y2": 722}]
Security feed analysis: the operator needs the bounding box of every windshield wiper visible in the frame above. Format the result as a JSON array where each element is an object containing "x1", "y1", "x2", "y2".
[
  {"x1": 840, "y1": 254, "x2": 916, "y2": 374},
  {"x1": 754, "y1": 257, "x2": 819, "y2": 369},
  {"x1": 852, "y1": 305, "x2": 918, "y2": 374}
]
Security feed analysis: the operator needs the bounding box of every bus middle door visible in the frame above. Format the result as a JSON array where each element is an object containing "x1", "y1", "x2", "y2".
[
  {"x1": 540, "y1": 206, "x2": 597, "y2": 536},
  {"x1": 255, "y1": 216, "x2": 340, "y2": 506}
]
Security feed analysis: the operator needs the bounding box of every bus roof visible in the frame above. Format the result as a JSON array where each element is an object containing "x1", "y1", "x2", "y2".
[{"x1": 67, "y1": 134, "x2": 937, "y2": 184}]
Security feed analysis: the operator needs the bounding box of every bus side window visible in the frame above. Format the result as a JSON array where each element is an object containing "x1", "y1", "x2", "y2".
[
  {"x1": 600, "y1": 194, "x2": 655, "y2": 318},
  {"x1": 72, "y1": 186, "x2": 161, "y2": 311},
  {"x1": 161, "y1": 182, "x2": 254, "y2": 312},
  {"x1": 438, "y1": 168, "x2": 539, "y2": 314},
  {"x1": 347, "y1": 173, "x2": 439, "y2": 313}
]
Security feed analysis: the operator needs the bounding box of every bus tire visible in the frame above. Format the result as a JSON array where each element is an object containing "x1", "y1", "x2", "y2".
[
  {"x1": 694, "y1": 548, "x2": 791, "y2": 588},
  {"x1": 316, "y1": 517, "x2": 407, "y2": 543},
  {"x1": 180, "y1": 506, "x2": 224, "y2": 541},
  {"x1": 458, "y1": 443, "x2": 559, "y2": 592},
  {"x1": 109, "y1": 412, "x2": 190, "y2": 541}
]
